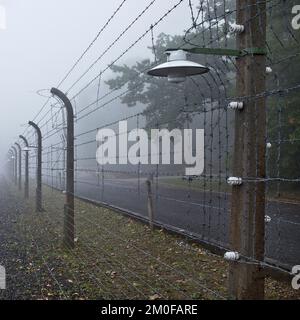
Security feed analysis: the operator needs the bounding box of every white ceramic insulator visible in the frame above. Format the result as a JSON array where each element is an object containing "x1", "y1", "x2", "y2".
[
  {"x1": 229, "y1": 23, "x2": 245, "y2": 34},
  {"x1": 224, "y1": 251, "x2": 240, "y2": 261},
  {"x1": 228, "y1": 101, "x2": 244, "y2": 110},
  {"x1": 62, "y1": 190, "x2": 67, "y2": 194},
  {"x1": 266, "y1": 142, "x2": 272, "y2": 149},
  {"x1": 227, "y1": 177, "x2": 243, "y2": 186},
  {"x1": 266, "y1": 67, "x2": 272, "y2": 74},
  {"x1": 265, "y1": 215, "x2": 272, "y2": 223}
]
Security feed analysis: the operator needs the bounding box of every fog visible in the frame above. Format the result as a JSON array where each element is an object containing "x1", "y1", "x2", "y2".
[{"x1": 0, "y1": 0, "x2": 195, "y2": 171}]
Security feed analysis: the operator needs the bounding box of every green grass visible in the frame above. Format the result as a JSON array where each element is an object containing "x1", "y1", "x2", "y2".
[{"x1": 160, "y1": 177, "x2": 230, "y2": 193}]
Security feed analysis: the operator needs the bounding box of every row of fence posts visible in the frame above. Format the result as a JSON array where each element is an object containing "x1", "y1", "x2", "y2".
[
  {"x1": 4, "y1": 0, "x2": 268, "y2": 299},
  {"x1": 6, "y1": 88, "x2": 75, "y2": 249}
]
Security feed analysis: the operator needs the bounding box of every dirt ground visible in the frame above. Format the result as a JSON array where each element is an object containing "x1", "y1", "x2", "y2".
[{"x1": 0, "y1": 177, "x2": 299, "y2": 300}]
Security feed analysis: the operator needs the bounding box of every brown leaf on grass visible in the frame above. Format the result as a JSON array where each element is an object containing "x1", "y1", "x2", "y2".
[{"x1": 175, "y1": 279, "x2": 186, "y2": 284}]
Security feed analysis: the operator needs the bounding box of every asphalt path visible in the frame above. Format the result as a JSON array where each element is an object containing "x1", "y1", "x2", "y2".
[{"x1": 47, "y1": 174, "x2": 300, "y2": 270}]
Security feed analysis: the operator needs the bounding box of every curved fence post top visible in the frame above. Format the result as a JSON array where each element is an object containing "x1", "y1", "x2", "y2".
[
  {"x1": 14, "y1": 142, "x2": 21, "y2": 151},
  {"x1": 19, "y1": 135, "x2": 29, "y2": 147},
  {"x1": 28, "y1": 121, "x2": 42, "y2": 139},
  {"x1": 50, "y1": 88, "x2": 74, "y2": 118}
]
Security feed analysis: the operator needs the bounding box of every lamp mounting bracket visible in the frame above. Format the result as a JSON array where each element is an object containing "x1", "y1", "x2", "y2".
[{"x1": 166, "y1": 47, "x2": 266, "y2": 57}]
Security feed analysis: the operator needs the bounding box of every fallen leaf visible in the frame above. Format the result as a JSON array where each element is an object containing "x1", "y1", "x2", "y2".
[{"x1": 149, "y1": 294, "x2": 160, "y2": 300}]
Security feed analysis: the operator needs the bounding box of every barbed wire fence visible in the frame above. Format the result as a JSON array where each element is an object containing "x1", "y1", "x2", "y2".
[{"x1": 8, "y1": 0, "x2": 300, "y2": 299}]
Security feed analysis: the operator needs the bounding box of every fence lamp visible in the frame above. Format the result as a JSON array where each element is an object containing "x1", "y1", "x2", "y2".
[
  {"x1": 147, "y1": 49, "x2": 209, "y2": 83},
  {"x1": 147, "y1": 47, "x2": 266, "y2": 83}
]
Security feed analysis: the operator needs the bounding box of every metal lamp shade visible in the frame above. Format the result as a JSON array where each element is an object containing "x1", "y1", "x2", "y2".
[{"x1": 147, "y1": 50, "x2": 209, "y2": 83}]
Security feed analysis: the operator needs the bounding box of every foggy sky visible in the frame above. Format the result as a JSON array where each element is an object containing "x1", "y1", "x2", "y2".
[{"x1": 0, "y1": 0, "x2": 195, "y2": 169}]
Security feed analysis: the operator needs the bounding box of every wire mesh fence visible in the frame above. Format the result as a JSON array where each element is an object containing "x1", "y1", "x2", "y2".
[{"x1": 10, "y1": 0, "x2": 300, "y2": 299}]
